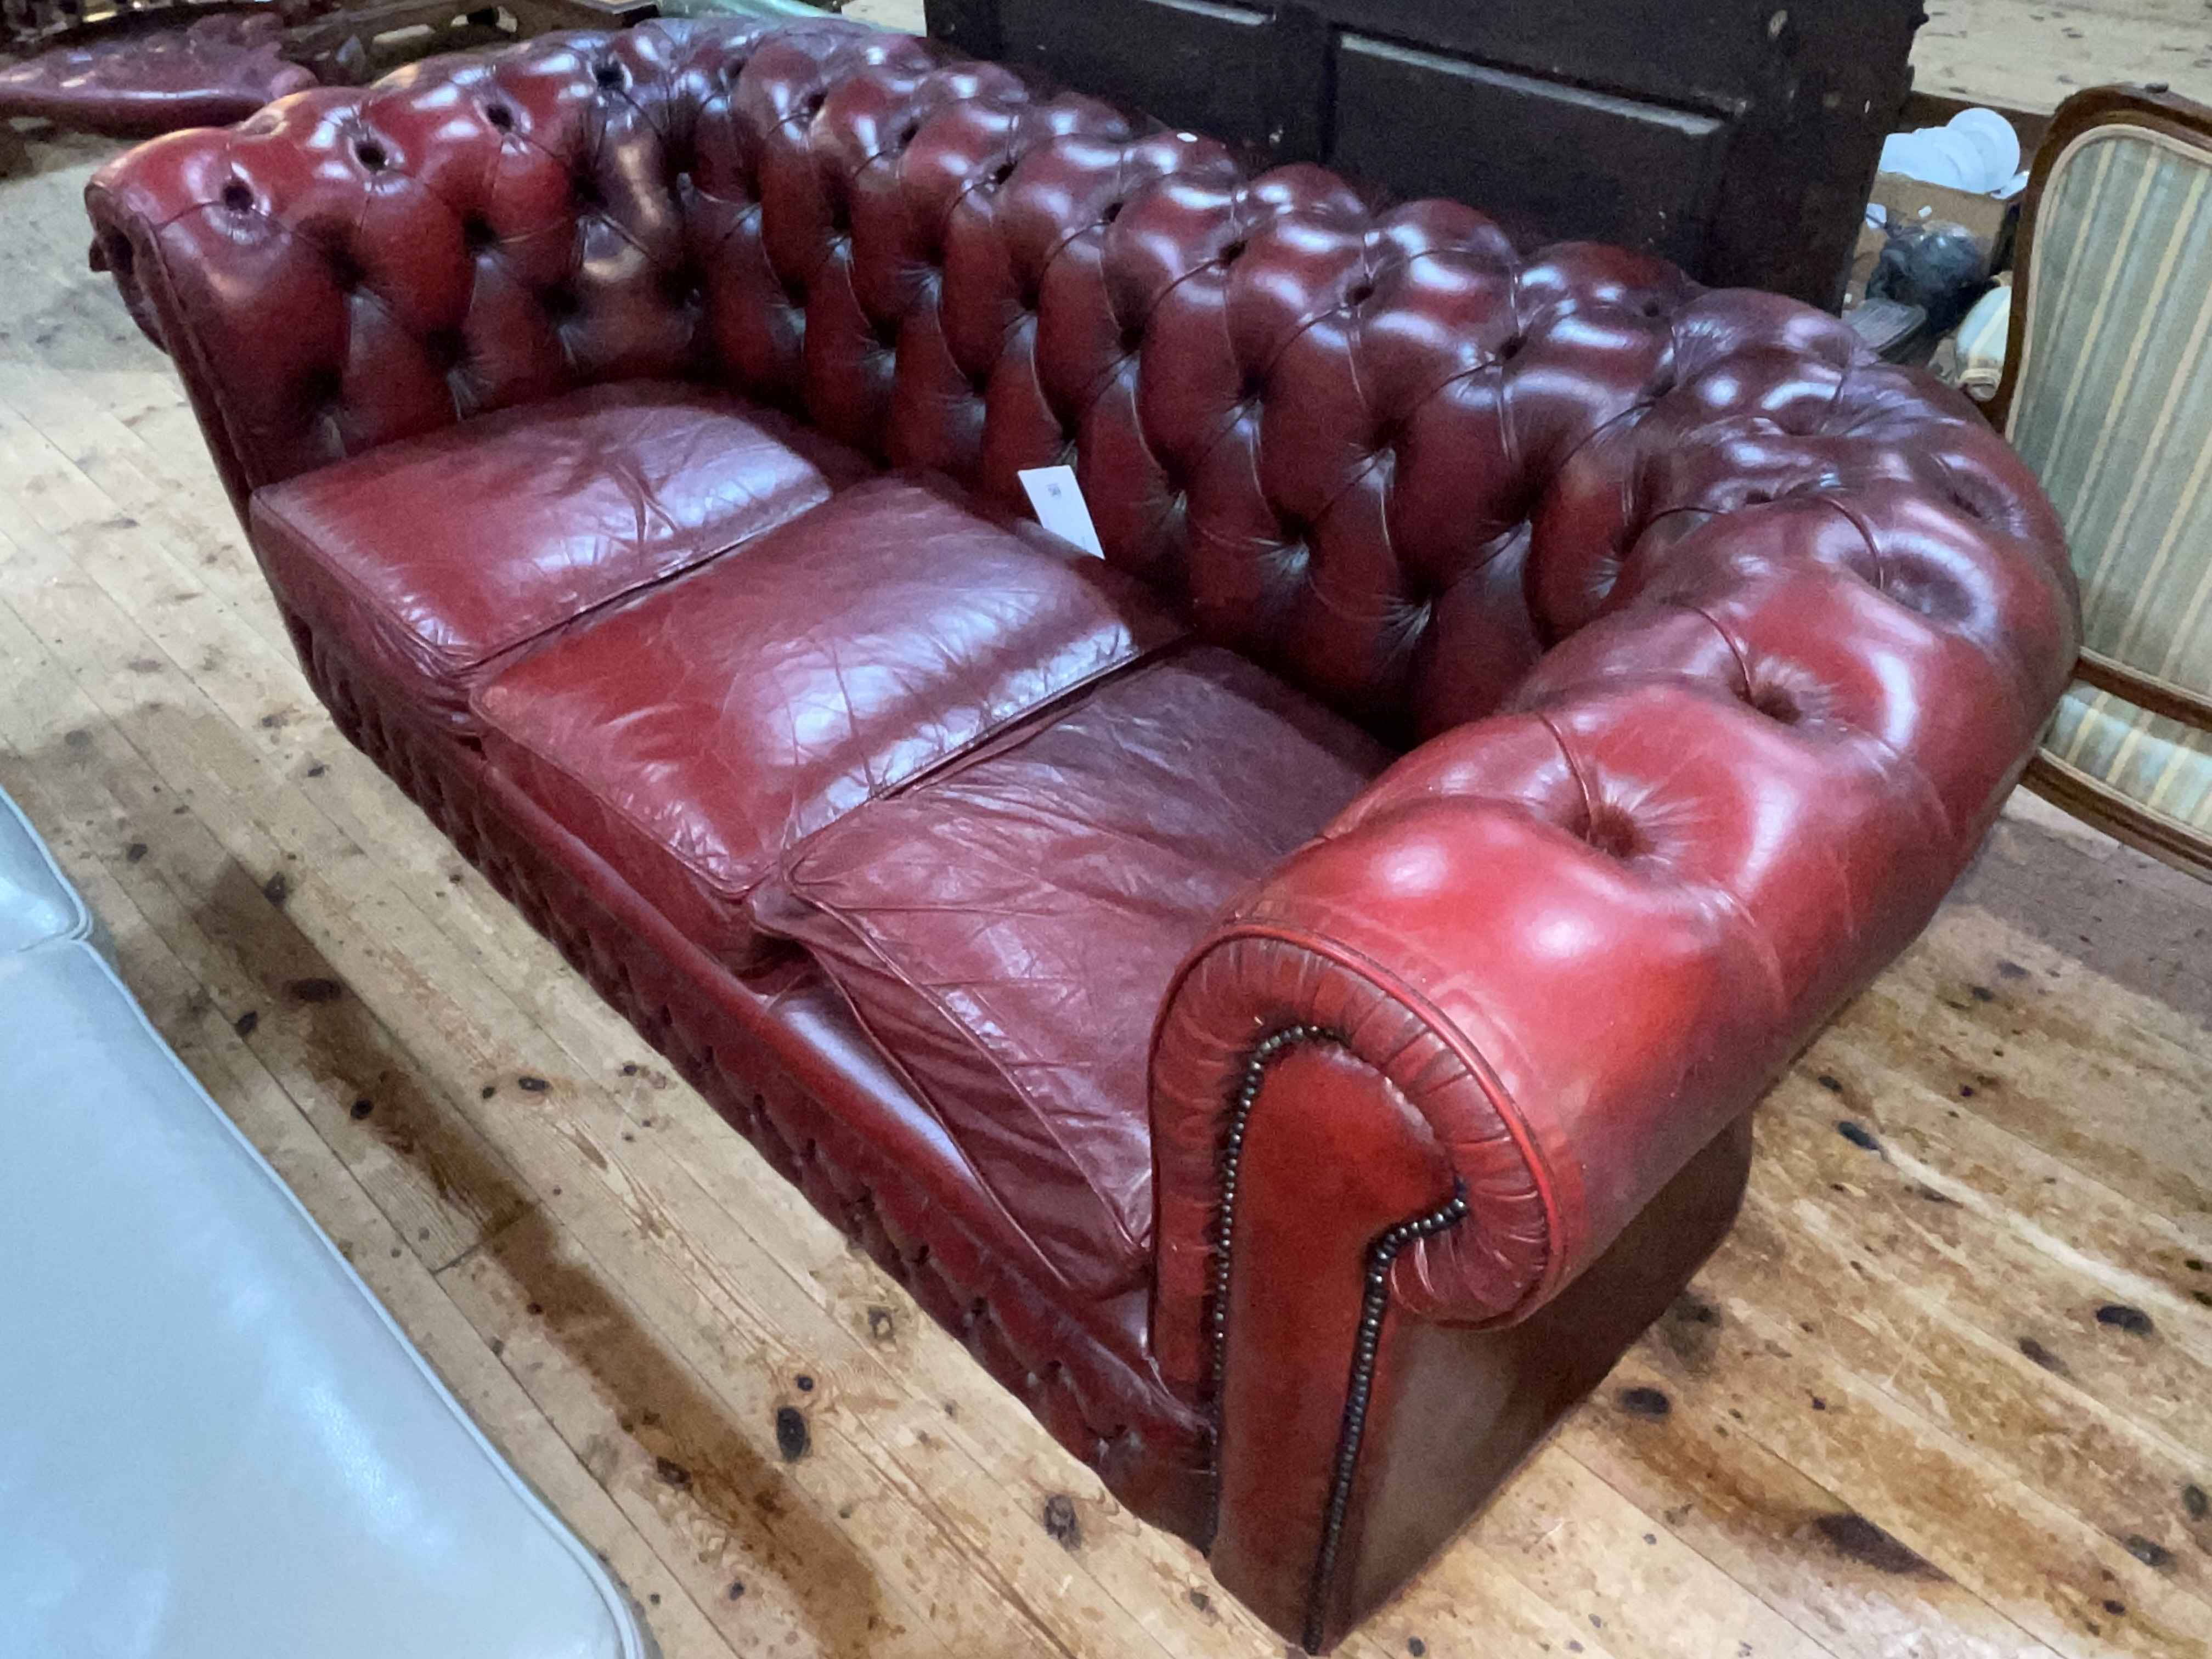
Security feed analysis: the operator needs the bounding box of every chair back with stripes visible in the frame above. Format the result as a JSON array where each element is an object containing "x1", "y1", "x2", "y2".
[{"x1": 1998, "y1": 87, "x2": 2212, "y2": 872}]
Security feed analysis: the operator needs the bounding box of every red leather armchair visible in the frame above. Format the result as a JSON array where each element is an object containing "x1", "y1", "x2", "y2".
[{"x1": 83, "y1": 19, "x2": 2079, "y2": 1649}]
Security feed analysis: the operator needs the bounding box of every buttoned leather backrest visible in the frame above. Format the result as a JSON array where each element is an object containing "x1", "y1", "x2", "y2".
[{"x1": 87, "y1": 18, "x2": 2070, "y2": 742}]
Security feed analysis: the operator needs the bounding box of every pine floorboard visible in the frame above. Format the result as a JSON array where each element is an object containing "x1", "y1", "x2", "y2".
[{"x1": 2, "y1": 127, "x2": 2209, "y2": 1659}]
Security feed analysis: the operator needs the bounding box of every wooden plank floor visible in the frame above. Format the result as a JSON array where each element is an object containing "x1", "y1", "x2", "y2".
[
  {"x1": 1915, "y1": 0, "x2": 2212, "y2": 117},
  {"x1": 4, "y1": 127, "x2": 2211, "y2": 1659}
]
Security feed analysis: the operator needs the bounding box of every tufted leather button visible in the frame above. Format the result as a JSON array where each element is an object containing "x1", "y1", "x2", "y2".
[
  {"x1": 423, "y1": 329, "x2": 465, "y2": 371},
  {"x1": 658, "y1": 268, "x2": 703, "y2": 309},
  {"x1": 1745, "y1": 682, "x2": 1803, "y2": 725},
  {"x1": 592, "y1": 59, "x2": 624, "y2": 91},
  {"x1": 353, "y1": 137, "x2": 387, "y2": 172},
  {"x1": 296, "y1": 364, "x2": 341, "y2": 413},
  {"x1": 325, "y1": 246, "x2": 365, "y2": 293},
  {"x1": 482, "y1": 100, "x2": 514, "y2": 132},
  {"x1": 219, "y1": 178, "x2": 252, "y2": 213},
  {"x1": 1577, "y1": 802, "x2": 1645, "y2": 860},
  {"x1": 461, "y1": 214, "x2": 497, "y2": 253}
]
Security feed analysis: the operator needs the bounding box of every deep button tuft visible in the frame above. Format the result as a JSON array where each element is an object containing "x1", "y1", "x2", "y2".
[
  {"x1": 572, "y1": 170, "x2": 603, "y2": 210},
  {"x1": 1217, "y1": 238, "x2": 1246, "y2": 265},
  {"x1": 798, "y1": 89, "x2": 825, "y2": 120},
  {"x1": 219, "y1": 179, "x2": 253, "y2": 213},
  {"x1": 1579, "y1": 804, "x2": 1646, "y2": 861},
  {"x1": 482, "y1": 100, "x2": 514, "y2": 132},
  {"x1": 1746, "y1": 682, "x2": 1803, "y2": 725},
  {"x1": 423, "y1": 328, "x2": 465, "y2": 371},
  {"x1": 592, "y1": 59, "x2": 624, "y2": 91},
  {"x1": 1101, "y1": 199, "x2": 1123, "y2": 224},
  {"x1": 326, "y1": 246, "x2": 365, "y2": 292},
  {"x1": 461, "y1": 213, "x2": 497, "y2": 252},
  {"x1": 540, "y1": 284, "x2": 580, "y2": 322},
  {"x1": 354, "y1": 138, "x2": 387, "y2": 172},
  {"x1": 1495, "y1": 332, "x2": 1526, "y2": 363},
  {"x1": 1345, "y1": 279, "x2": 1375, "y2": 308},
  {"x1": 989, "y1": 158, "x2": 1017, "y2": 188},
  {"x1": 297, "y1": 364, "x2": 342, "y2": 413},
  {"x1": 659, "y1": 267, "x2": 703, "y2": 308}
]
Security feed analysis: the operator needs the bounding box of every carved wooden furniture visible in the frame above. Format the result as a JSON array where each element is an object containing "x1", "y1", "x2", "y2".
[{"x1": 1991, "y1": 85, "x2": 2212, "y2": 876}]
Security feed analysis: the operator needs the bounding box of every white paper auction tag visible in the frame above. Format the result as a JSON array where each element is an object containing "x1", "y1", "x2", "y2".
[{"x1": 1018, "y1": 465, "x2": 1104, "y2": 558}]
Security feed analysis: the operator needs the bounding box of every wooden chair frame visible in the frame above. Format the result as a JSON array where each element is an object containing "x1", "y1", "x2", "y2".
[{"x1": 1992, "y1": 83, "x2": 2212, "y2": 878}]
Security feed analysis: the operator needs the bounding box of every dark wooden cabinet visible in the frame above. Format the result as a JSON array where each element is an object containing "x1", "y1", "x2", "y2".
[{"x1": 922, "y1": 0, "x2": 1923, "y2": 311}]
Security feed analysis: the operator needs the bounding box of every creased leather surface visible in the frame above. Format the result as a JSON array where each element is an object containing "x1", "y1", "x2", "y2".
[
  {"x1": 0, "y1": 12, "x2": 314, "y2": 138},
  {"x1": 250, "y1": 380, "x2": 866, "y2": 731},
  {"x1": 752, "y1": 646, "x2": 1389, "y2": 1298},
  {"x1": 83, "y1": 20, "x2": 2083, "y2": 1629},
  {"x1": 475, "y1": 473, "x2": 1188, "y2": 971},
  {"x1": 281, "y1": 622, "x2": 1214, "y2": 1534}
]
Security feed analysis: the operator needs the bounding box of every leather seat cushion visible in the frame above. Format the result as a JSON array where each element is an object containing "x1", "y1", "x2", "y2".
[
  {"x1": 748, "y1": 645, "x2": 1391, "y2": 1297},
  {"x1": 473, "y1": 475, "x2": 1189, "y2": 974},
  {"x1": 249, "y1": 380, "x2": 873, "y2": 732},
  {"x1": 0, "y1": 13, "x2": 317, "y2": 139}
]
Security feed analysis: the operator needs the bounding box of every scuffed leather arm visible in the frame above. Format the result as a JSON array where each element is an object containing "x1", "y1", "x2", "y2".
[
  {"x1": 1151, "y1": 380, "x2": 2083, "y2": 1377},
  {"x1": 1147, "y1": 431, "x2": 2079, "y2": 1645},
  {"x1": 1154, "y1": 476, "x2": 2079, "y2": 1378}
]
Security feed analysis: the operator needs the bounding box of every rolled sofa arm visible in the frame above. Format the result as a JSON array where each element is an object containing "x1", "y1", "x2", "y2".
[{"x1": 1150, "y1": 463, "x2": 2080, "y2": 1649}]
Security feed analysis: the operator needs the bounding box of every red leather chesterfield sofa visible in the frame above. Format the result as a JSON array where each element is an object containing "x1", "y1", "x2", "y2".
[{"x1": 83, "y1": 18, "x2": 2081, "y2": 1649}]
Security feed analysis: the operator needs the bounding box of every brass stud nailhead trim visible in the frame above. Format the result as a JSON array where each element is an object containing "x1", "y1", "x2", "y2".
[
  {"x1": 1304, "y1": 1182, "x2": 1468, "y2": 1652},
  {"x1": 1202, "y1": 1023, "x2": 1470, "y2": 1652}
]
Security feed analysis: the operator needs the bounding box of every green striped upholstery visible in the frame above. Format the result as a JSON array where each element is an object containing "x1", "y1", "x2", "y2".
[{"x1": 2009, "y1": 120, "x2": 2212, "y2": 843}]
